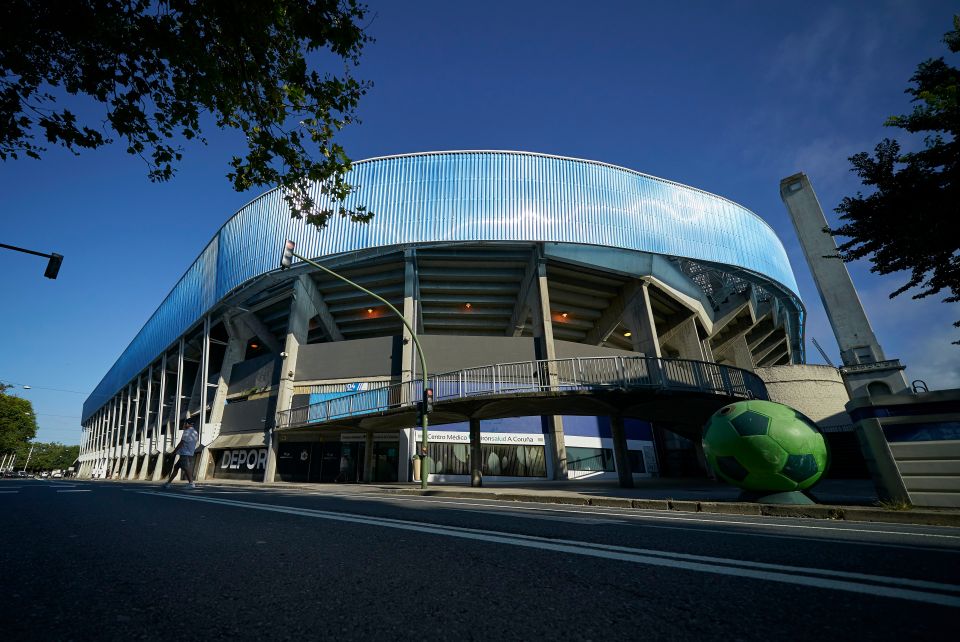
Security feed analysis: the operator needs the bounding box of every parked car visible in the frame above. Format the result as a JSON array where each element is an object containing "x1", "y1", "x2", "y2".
[{"x1": 51, "y1": 470, "x2": 63, "y2": 478}]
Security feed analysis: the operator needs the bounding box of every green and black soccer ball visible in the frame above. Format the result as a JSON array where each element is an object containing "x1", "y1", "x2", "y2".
[{"x1": 702, "y1": 400, "x2": 829, "y2": 492}]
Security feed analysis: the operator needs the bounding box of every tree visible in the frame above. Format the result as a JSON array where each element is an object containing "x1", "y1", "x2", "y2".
[
  {"x1": 27, "y1": 442, "x2": 81, "y2": 472},
  {"x1": 831, "y1": 16, "x2": 959, "y2": 344},
  {"x1": 0, "y1": 0, "x2": 373, "y2": 227},
  {"x1": 0, "y1": 383, "x2": 38, "y2": 455}
]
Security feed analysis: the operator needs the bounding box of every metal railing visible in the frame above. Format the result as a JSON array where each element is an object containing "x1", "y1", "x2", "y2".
[{"x1": 276, "y1": 356, "x2": 767, "y2": 430}]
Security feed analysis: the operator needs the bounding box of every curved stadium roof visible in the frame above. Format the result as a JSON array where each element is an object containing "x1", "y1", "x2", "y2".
[{"x1": 83, "y1": 151, "x2": 801, "y2": 421}]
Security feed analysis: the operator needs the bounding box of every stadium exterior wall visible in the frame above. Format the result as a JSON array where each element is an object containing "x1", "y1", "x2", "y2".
[{"x1": 83, "y1": 150, "x2": 802, "y2": 422}]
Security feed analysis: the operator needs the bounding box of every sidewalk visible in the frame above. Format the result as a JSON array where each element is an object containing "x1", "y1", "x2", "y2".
[{"x1": 138, "y1": 476, "x2": 960, "y2": 528}]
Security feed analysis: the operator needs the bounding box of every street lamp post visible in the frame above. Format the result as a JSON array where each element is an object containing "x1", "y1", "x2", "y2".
[
  {"x1": 281, "y1": 241, "x2": 431, "y2": 489},
  {"x1": 21, "y1": 443, "x2": 34, "y2": 473}
]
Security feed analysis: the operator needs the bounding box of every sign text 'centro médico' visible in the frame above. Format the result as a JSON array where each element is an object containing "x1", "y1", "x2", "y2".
[{"x1": 219, "y1": 448, "x2": 268, "y2": 471}]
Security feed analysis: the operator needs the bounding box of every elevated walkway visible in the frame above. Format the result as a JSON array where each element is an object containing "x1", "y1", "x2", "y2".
[{"x1": 278, "y1": 356, "x2": 767, "y2": 439}]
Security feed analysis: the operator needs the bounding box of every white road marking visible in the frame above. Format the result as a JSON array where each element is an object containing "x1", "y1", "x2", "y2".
[
  {"x1": 56, "y1": 489, "x2": 92, "y2": 493},
  {"x1": 254, "y1": 489, "x2": 960, "y2": 541},
  {"x1": 0, "y1": 490, "x2": 19, "y2": 494},
  {"x1": 141, "y1": 491, "x2": 960, "y2": 608}
]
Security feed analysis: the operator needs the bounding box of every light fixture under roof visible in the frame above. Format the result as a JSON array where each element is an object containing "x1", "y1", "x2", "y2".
[
  {"x1": 367, "y1": 308, "x2": 374, "y2": 314},
  {"x1": 623, "y1": 331, "x2": 632, "y2": 338},
  {"x1": 250, "y1": 343, "x2": 259, "y2": 349},
  {"x1": 465, "y1": 303, "x2": 472, "y2": 309},
  {"x1": 561, "y1": 312, "x2": 568, "y2": 319}
]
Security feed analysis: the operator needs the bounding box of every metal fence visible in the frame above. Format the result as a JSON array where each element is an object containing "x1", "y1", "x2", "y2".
[{"x1": 276, "y1": 356, "x2": 767, "y2": 429}]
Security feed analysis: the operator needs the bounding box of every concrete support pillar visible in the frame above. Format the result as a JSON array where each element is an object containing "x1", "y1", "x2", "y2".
[
  {"x1": 669, "y1": 317, "x2": 706, "y2": 361},
  {"x1": 196, "y1": 316, "x2": 250, "y2": 482},
  {"x1": 152, "y1": 352, "x2": 169, "y2": 482},
  {"x1": 856, "y1": 419, "x2": 911, "y2": 504},
  {"x1": 781, "y1": 175, "x2": 886, "y2": 366},
  {"x1": 127, "y1": 378, "x2": 142, "y2": 479},
  {"x1": 728, "y1": 334, "x2": 755, "y2": 371},
  {"x1": 265, "y1": 276, "x2": 313, "y2": 483},
  {"x1": 610, "y1": 415, "x2": 634, "y2": 488},
  {"x1": 111, "y1": 394, "x2": 121, "y2": 477},
  {"x1": 363, "y1": 433, "x2": 374, "y2": 483},
  {"x1": 114, "y1": 390, "x2": 130, "y2": 478},
  {"x1": 138, "y1": 365, "x2": 154, "y2": 480},
  {"x1": 172, "y1": 338, "x2": 185, "y2": 480},
  {"x1": 469, "y1": 417, "x2": 483, "y2": 488},
  {"x1": 626, "y1": 282, "x2": 662, "y2": 357},
  {"x1": 195, "y1": 315, "x2": 211, "y2": 481},
  {"x1": 530, "y1": 256, "x2": 566, "y2": 480},
  {"x1": 399, "y1": 250, "x2": 417, "y2": 483}
]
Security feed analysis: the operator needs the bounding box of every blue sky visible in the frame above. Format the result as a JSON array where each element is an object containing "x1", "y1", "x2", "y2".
[{"x1": 2, "y1": 1, "x2": 958, "y2": 445}]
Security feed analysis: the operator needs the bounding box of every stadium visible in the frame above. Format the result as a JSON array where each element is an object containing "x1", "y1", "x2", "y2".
[{"x1": 76, "y1": 151, "x2": 807, "y2": 485}]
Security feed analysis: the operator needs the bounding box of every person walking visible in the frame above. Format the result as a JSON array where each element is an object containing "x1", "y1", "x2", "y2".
[{"x1": 163, "y1": 419, "x2": 200, "y2": 489}]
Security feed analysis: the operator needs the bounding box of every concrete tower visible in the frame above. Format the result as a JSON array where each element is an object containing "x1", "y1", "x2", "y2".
[{"x1": 780, "y1": 172, "x2": 910, "y2": 398}]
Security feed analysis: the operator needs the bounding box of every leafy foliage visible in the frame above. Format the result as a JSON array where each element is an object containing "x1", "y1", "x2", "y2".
[
  {"x1": 832, "y1": 16, "x2": 959, "y2": 343},
  {"x1": 0, "y1": 383, "x2": 38, "y2": 454},
  {"x1": 25, "y1": 442, "x2": 82, "y2": 472},
  {"x1": 0, "y1": 0, "x2": 373, "y2": 226}
]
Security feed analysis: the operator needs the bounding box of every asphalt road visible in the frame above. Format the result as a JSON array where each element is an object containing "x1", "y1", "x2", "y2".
[{"x1": 2, "y1": 478, "x2": 958, "y2": 641}]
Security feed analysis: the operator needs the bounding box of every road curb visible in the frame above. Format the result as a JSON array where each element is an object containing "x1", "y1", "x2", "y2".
[
  {"x1": 95, "y1": 478, "x2": 960, "y2": 527},
  {"x1": 376, "y1": 487, "x2": 960, "y2": 527}
]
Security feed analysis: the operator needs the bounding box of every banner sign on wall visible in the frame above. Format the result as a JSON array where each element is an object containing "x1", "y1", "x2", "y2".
[
  {"x1": 427, "y1": 431, "x2": 545, "y2": 446},
  {"x1": 214, "y1": 448, "x2": 267, "y2": 480}
]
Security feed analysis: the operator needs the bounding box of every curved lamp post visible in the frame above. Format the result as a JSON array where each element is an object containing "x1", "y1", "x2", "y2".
[{"x1": 281, "y1": 241, "x2": 430, "y2": 489}]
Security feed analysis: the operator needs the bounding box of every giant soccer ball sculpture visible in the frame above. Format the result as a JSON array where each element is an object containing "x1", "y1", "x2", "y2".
[{"x1": 702, "y1": 400, "x2": 829, "y2": 493}]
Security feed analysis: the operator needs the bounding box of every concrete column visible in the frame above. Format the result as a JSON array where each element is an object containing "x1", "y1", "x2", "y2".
[
  {"x1": 625, "y1": 282, "x2": 662, "y2": 357},
  {"x1": 196, "y1": 317, "x2": 250, "y2": 482},
  {"x1": 669, "y1": 317, "x2": 706, "y2": 361},
  {"x1": 116, "y1": 389, "x2": 130, "y2": 478},
  {"x1": 112, "y1": 393, "x2": 122, "y2": 476},
  {"x1": 195, "y1": 316, "x2": 215, "y2": 481},
  {"x1": 610, "y1": 415, "x2": 634, "y2": 488},
  {"x1": 363, "y1": 433, "x2": 374, "y2": 483},
  {"x1": 96, "y1": 409, "x2": 103, "y2": 476},
  {"x1": 469, "y1": 417, "x2": 483, "y2": 488},
  {"x1": 138, "y1": 366, "x2": 154, "y2": 480},
  {"x1": 265, "y1": 276, "x2": 313, "y2": 483},
  {"x1": 399, "y1": 250, "x2": 417, "y2": 483},
  {"x1": 529, "y1": 256, "x2": 566, "y2": 480},
  {"x1": 173, "y1": 338, "x2": 185, "y2": 480},
  {"x1": 781, "y1": 174, "x2": 884, "y2": 365},
  {"x1": 856, "y1": 419, "x2": 911, "y2": 504},
  {"x1": 127, "y1": 377, "x2": 142, "y2": 480},
  {"x1": 97, "y1": 408, "x2": 104, "y2": 474},
  {"x1": 152, "y1": 352, "x2": 168, "y2": 481},
  {"x1": 196, "y1": 316, "x2": 211, "y2": 480},
  {"x1": 728, "y1": 334, "x2": 755, "y2": 371}
]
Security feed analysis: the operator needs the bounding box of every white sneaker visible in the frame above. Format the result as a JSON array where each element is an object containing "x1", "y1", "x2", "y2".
[{"x1": 187, "y1": 483, "x2": 197, "y2": 489}]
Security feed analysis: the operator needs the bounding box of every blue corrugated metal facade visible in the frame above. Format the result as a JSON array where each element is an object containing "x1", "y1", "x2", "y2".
[{"x1": 83, "y1": 151, "x2": 802, "y2": 421}]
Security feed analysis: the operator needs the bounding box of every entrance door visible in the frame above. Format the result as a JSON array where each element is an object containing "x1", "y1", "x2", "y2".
[{"x1": 373, "y1": 441, "x2": 399, "y2": 482}]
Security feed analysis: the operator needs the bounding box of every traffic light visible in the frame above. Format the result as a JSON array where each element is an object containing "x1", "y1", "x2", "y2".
[
  {"x1": 43, "y1": 253, "x2": 63, "y2": 280},
  {"x1": 280, "y1": 240, "x2": 296, "y2": 269},
  {"x1": 421, "y1": 387, "x2": 434, "y2": 415}
]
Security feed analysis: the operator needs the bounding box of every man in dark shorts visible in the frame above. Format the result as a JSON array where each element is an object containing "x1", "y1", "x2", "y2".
[{"x1": 163, "y1": 419, "x2": 200, "y2": 489}]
